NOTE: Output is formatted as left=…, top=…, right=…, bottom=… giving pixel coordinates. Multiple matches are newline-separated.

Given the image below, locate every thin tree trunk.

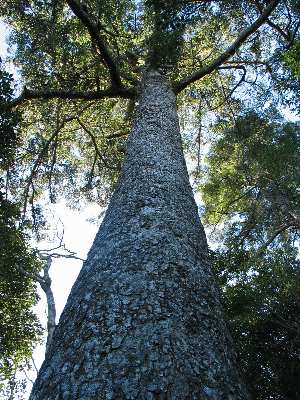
left=30, top=71, right=249, bottom=399
left=39, top=256, right=57, bottom=351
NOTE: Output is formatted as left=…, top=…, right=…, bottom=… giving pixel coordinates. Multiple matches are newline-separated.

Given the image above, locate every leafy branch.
left=66, top=0, right=122, bottom=88
left=173, top=0, right=280, bottom=93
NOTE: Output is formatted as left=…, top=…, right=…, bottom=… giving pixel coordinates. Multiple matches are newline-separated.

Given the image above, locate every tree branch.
left=9, top=86, right=136, bottom=108
left=207, top=65, right=247, bottom=111
left=77, top=117, right=119, bottom=171
left=253, top=0, right=291, bottom=42
left=39, top=256, right=56, bottom=351
left=173, top=0, right=280, bottom=93
left=22, top=103, right=92, bottom=216
left=22, top=121, right=65, bottom=217
left=266, top=18, right=290, bottom=42
left=15, top=264, right=45, bottom=286
left=289, top=19, right=300, bottom=48
left=66, top=0, right=122, bottom=87
left=261, top=223, right=300, bottom=251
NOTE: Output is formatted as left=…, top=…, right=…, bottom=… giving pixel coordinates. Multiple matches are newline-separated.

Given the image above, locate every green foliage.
left=0, top=2, right=299, bottom=398
left=214, top=245, right=300, bottom=399
left=0, top=65, right=42, bottom=390
left=144, top=0, right=206, bottom=71
left=278, top=38, right=300, bottom=113
left=1, top=0, right=296, bottom=215
left=0, top=63, right=20, bottom=169
left=283, top=39, right=300, bottom=78
left=202, top=111, right=299, bottom=250
left=203, top=111, right=300, bottom=398
left=0, top=193, right=42, bottom=385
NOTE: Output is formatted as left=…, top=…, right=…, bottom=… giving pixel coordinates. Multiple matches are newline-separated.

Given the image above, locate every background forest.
left=0, top=0, right=299, bottom=399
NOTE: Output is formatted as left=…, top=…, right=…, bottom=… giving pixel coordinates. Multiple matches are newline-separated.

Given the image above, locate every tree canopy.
left=1, top=0, right=298, bottom=212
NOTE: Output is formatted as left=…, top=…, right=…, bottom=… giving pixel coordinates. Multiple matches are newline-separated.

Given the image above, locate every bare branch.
left=77, top=118, right=119, bottom=171
left=208, top=65, right=247, bottom=111
left=39, top=257, right=56, bottom=351
left=66, top=0, right=122, bottom=87
left=31, top=357, right=39, bottom=375
left=173, top=0, right=280, bottom=93
left=23, top=369, right=35, bottom=385
left=266, top=18, right=290, bottom=42
left=37, top=226, right=65, bottom=253
left=47, top=252, right=85, bottom=262
left=283, top=0, right=293, bottom=30
left=17, top=238, right=85, bottom=353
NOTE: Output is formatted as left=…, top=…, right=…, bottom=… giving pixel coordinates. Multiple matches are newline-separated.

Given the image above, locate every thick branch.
left=173, top=0, right=280, bottom=93
left=66, top=0, right=122, bottom=87
left=9, top=86, right=136, bottom=108
left=253, top=0, right=291, bottom=42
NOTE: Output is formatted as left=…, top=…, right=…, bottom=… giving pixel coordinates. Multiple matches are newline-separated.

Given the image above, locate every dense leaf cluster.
left=202, top=112, right=300, bottom=399
left=0, top=65, right=42, bottom=392
left=0, top=196, right=42, bottom=383
left=218, top=247, right=300, bottom=400
left=202, top=111, right=299, bottom=246
left=283, top=39, right=300, bottom=78
left=0, top=65, right=19, bottom=169
left=1, top=0, right=297, bottom=214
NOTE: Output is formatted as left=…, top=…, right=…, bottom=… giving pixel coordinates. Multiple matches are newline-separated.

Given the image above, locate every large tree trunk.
left=30, top=71, right=249, bottom=400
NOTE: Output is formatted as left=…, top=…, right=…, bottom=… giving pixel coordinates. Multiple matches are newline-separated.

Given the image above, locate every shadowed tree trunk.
left=30, top=71, right=249, bottom=399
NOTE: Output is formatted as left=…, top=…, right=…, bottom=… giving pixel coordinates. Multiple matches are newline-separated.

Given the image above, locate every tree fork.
left=30, top=71, right=249, bottom=399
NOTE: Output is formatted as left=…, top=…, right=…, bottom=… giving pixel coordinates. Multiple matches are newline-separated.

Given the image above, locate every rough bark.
left=30, top=71, right=249, bottom=400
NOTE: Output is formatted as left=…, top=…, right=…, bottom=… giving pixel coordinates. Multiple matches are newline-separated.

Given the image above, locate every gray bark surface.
left=30, top=71, right=248, bottom=400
